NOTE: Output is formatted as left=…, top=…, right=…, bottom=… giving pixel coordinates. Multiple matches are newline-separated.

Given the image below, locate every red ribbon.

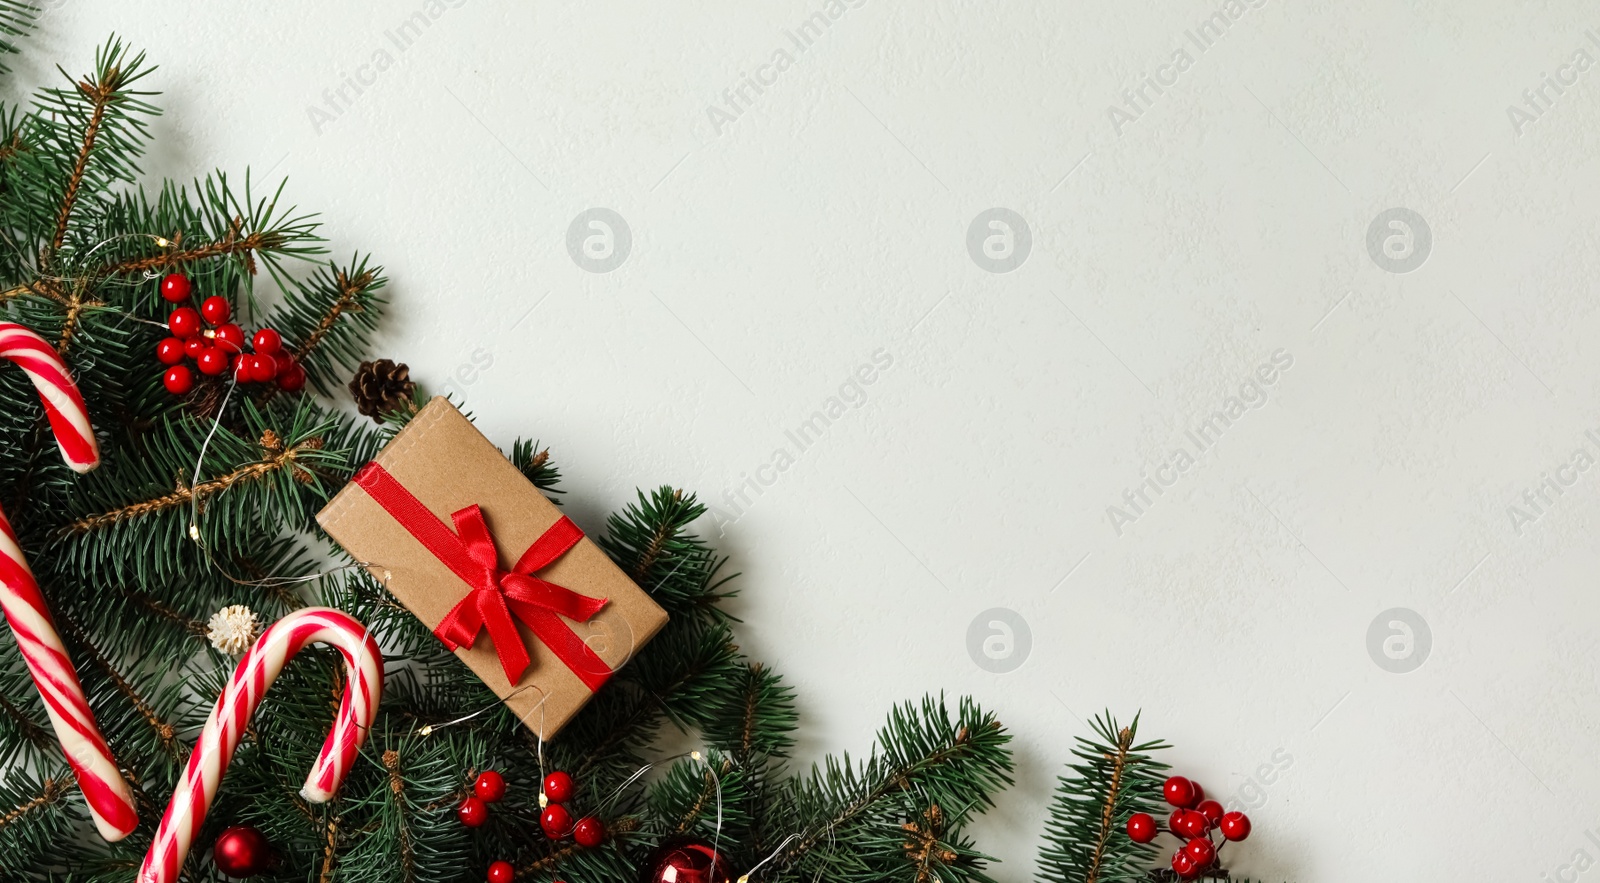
left=353, top=462, right=612, bottom=690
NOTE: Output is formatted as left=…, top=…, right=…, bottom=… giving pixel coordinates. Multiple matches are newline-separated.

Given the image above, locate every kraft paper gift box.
left=316, top=397, right=668, bottom=739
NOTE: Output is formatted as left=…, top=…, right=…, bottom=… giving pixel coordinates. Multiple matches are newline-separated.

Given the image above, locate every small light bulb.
left=690, top=751, right=702, bottom=762
left=153, top=237, right=171, bottom=247
left=539, top=791, right=549, bottom=808
left=419, top=724, right=433, bottom=737
left=188, top=524, right=200, bottom=541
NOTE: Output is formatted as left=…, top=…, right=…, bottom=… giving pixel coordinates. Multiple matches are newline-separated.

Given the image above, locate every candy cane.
left=0, top=322, right=135, bottom=841
left=139, top=608, right=383, bottom=883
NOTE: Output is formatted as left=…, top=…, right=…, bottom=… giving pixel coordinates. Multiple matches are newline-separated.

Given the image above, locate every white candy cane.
left=0, top=322, right=136, bottom=841
left=139, top=608, right=383, bottom=883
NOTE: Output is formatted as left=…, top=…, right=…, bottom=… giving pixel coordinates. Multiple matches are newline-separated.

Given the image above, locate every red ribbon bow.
left=354, top=462, right=612, bottom=689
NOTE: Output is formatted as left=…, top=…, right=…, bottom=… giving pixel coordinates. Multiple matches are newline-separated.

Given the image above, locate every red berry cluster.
left=1125, top=776, right=1251, bottom=881
left=458, top=768, right=603, bottom=883
left=155, top=272, right=304, bottom=395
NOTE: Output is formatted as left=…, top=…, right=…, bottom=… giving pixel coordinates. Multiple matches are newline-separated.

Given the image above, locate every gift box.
left=316, top=397, right=668, bottom=739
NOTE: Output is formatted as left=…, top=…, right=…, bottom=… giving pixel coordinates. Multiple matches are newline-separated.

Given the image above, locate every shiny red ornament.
left=1196, top=799, right=1224, bottom=824
left=543, top=770, right=575, bottom=804
left=163, top=365, right=194, bottom=395
left=474, top=770, right=506, bottom=804
left=200, top=295, right=231, bottom=325
left=574, top=816, right=605, bottom=847
left=458, top=796, right=489, bottom=828
left=156, top=337, right=185, bottom=365
left=212, top=824, right=276, bottom=877
left=1125, top=812, right=1156, bottom=843
left=276, top=360, right=306, bottom=392
left=168, top=307, right=201, bottom=338
left=213, top=323, right=245, bottom=353
left=1184, top=837, right=1216, bottom=869
left=160, top=273, right=192, bottom=303
left=184, top=337, right=208, bottom=360
left=1163, top=776, right=1198, bottom=808
left=252, top=327, right=283, bottom=354
left=487, top=860, right=515, bottom=883
left=638, top=837, right=735, bottom=883
left=1220, top=811, right=1251, bottom=842
left=541, top=803, right=573, bottom=838
left=197, top=347, right=229, bottom=376
left=1170, top=849, right=1199, bottom=881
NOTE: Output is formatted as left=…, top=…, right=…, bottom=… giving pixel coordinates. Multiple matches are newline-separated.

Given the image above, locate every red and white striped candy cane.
left=139, top=607, right=383, bottom=883
left=0, top=322, right=135, bottom=841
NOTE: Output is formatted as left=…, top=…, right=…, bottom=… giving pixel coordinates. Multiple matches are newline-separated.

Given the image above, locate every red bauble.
left=247, top=353, right=279, bottom=383
left=168, top=307, right=201, bottom=338
left=474, top=770, right=507, bottom=804
left=276, top=360, right=306, bottom=392
left=487, top=860, right=515, bottom=883
left=1184, top=837, right=1216, bottom=869
left=160, top=273, right=192, bottom=303
left=1196, top=799, right=1224, bottom=824
left=156, top=337, right=185, bottom=365
left=458, top=796, right=489, bottom=828
left=1170, top=849, right=1199, bottom=881
left=1220, top=811, right=1251, bottom=842
left=1125, top=812, right=1156, bottom=843
left=200, top=295, right=231, bottom=325
left=163, top=365, right=194, bottom=395
left=184, top=337, right=208, bottom=360
left=543, top=770, right=575, bottom=804
left=252, top=327, right=283, bottom=354
left=197, top=347, right=229, bottom=376
left=212, top=824, right=275, bottom=877
left=638, top=837, right=735, bottom=883
left=213, top=323, right=245, bottom=353
left=574, top=816, right=606, bottom=848
left=541, top=803, right=573, bottom=838
left=1163, top=776, right=1198, bottom=809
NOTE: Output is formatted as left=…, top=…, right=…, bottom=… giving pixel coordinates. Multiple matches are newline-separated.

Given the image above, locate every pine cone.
left=350, top=359, right=416, bottom=420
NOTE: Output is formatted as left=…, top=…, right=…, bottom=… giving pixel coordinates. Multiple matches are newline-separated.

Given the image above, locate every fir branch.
left=0, top=692, right=48, bottom=749
left=0, top=777, right=65, bottom=830
left=60, top=428, right=323, bottom=534
left=294, top=265, right=374, bottom=362
left=57, top=612, right=177, bottom=755
left=382, top=749, right=418, bottom=882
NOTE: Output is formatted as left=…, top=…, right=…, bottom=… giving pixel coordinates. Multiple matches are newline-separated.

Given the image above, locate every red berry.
left=1191, top=782, right=1204, bottom=803
left=248, top=353, right=278, bottom=383
left=200, top=295, right=231, bottom=325
left=168, top=307, right=201, bottom=338
left=197, top=347, right=229, bottom=376
left=1196, top=799, right=1224, bottom=825
left=156, top=337, right=185, bottom=365
left=160, top=273, right=191, bottom=303
left=252, top=327, right=283, bottom=354
left=1169, top=809, right=1206, bottom=839
left=540, top=803, right=573, bottom=838
left=163, top=365, right=194, bottom=395
left=1163, top=776, right=1198, bottom=809
left=573, top=816, right=605, bottom=848
left=542, top=771, right=575, bottom=804
left=184, top=337, right=207, bottom=360
left=1184, top=837, right=1216, bottom=869
left=1220, top=811, right=1251, bottom=842
left=1125, top=812, right=1156, bottom=844
left=457, top=796, right=488, bottom=828
left=474, top=770, right=506, bottom=804
left=213, top=323, right=245, bottom=353
left=276, top=360, right=306, bottom=392
left=487, top=861, right=514, bottom=883
left=1171, top=849, right=1199, bottom=881
left=232, top=354, right=249, bottom=380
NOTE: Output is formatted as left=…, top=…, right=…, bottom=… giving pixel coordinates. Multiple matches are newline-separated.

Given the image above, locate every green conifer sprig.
left=1037, top=712, right=1170, bottom=883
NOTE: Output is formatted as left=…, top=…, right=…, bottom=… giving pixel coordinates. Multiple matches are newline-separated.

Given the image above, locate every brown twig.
left=98, top=226, right=276, bottom=278
left=383, top=749, right=417, bottom=882
left=57, top=613, right=177, bottom=755
left=630, top=488, right=682, bottom=581
left=1084, top=726, right=1136, bottom=883
left=44, top=70, right=119, bottom=268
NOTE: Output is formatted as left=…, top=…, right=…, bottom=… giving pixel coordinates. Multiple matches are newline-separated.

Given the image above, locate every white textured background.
left=25, top=1, right=1600, bottom=880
